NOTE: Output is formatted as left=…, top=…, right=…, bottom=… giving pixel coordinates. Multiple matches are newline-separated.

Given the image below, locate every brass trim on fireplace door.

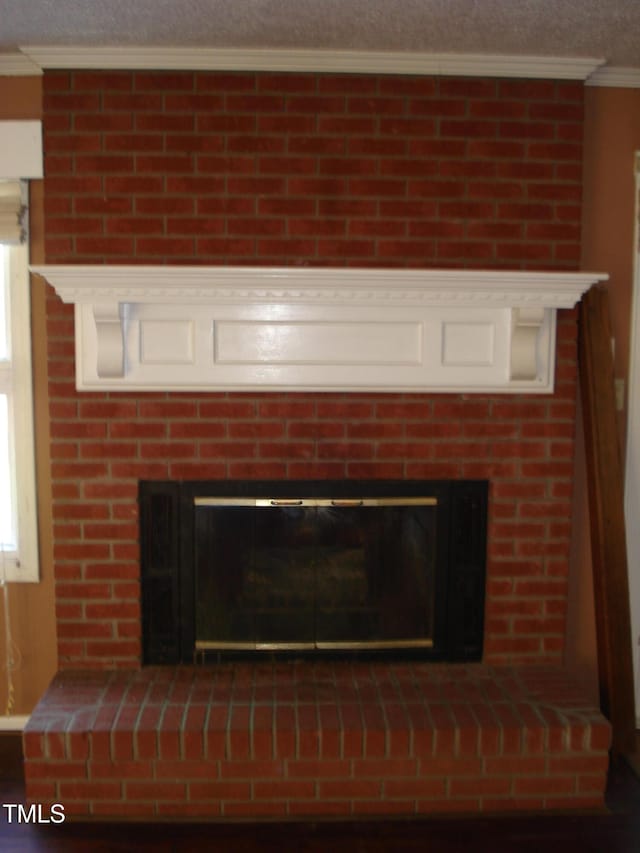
left=315, top=639, right=434, bottom=650
left=194, top=641, right=316, bottom=652
left=194, top=496, right=439, bottom=507
left=194, top=639, right=434, bottom=653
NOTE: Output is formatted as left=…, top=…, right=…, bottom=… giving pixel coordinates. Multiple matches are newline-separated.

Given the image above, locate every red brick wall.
left=42, top=70, right=584, bottom=669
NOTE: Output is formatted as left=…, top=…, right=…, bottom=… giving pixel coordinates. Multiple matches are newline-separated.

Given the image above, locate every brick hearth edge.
left=23, top=662, right=611, bottom=820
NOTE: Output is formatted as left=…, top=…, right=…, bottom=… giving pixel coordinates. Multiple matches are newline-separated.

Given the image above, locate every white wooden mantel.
left=31, top=265, right=608, bottom=394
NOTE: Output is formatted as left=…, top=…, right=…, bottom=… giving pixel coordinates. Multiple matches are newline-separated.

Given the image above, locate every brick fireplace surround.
left=24, top=69, right=612, bottom=819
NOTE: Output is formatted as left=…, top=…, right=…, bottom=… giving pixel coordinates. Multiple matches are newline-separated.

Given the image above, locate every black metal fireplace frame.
left=139, top=479, right=488, bottom=665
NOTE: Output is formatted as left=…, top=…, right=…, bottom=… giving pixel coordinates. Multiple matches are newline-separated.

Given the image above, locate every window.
left=0, top=202, right=38, bottom=582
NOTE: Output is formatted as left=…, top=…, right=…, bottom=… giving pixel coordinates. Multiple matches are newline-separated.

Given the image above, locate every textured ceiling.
left=0, top=0, right=639, bottom=68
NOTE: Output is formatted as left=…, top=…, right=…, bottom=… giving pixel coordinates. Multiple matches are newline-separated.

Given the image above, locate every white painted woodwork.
left=0, top=122, right=43, bottom=180
left=510, top=307, right=547, bottom=381
left=93, top=303, right=126, bottom=378
left=586, top=67, right=640, bottom=88
left=0, top=54, right=42, bottom=76
left=4, top=245, right=39, bottom=582
left=31, top=265, right=607, bottom=394
left=19, top=46, right=605, bottom=81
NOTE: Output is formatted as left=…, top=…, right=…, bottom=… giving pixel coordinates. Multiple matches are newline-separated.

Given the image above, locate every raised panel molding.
left=140, top=320, right=195, bottom=365
left=32, top=265, right=607, bottom=394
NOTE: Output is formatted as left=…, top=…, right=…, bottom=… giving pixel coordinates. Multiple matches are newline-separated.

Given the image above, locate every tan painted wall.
left=0, top=76, right=57, bottom=716
left=582, top=86, right=640, bottom=447
left=565, top=86, right=640, bottom=702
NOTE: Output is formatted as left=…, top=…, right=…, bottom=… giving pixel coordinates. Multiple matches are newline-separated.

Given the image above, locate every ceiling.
left=0, top=0, right=639, bottom=70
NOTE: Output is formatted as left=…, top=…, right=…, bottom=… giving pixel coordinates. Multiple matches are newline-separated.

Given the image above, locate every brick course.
left=42, top=70, right=584, bottom=670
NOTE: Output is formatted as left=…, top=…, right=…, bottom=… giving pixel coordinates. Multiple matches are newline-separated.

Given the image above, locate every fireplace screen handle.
left=268, top=499, right=364, bottom=506
left=267, top=498, right=365, bottom=507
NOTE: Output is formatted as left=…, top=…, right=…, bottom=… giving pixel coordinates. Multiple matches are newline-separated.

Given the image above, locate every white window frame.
left=0, top=237, right=38, bottom=582
left=0, top=120, right=42, bottom=583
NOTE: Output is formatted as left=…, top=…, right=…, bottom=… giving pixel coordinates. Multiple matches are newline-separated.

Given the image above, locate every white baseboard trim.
left=0, top=715, right=29, bottom=732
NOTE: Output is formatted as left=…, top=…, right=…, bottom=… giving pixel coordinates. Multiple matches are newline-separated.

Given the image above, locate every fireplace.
left=23, top=70, right=614, bottom=821
left=35, top=70, right=604, bottom=673
left=140, top=479, right=488, bottom=664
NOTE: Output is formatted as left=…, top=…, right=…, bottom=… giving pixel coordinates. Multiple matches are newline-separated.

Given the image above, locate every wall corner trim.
left=0, top=53, right=42, bottom=77
left=586, top=66, right=640, bottom=89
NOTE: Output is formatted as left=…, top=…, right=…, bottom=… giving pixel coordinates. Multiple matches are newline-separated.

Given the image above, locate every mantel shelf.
left=31, top=265, right=608, bottom=394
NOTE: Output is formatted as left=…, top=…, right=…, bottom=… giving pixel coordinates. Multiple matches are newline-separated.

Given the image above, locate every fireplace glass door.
left=193, top=497, right=437, bottom=652
left=139, top=478, right=488, bottom=664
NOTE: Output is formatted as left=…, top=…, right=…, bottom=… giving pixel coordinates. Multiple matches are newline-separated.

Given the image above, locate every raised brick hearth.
left=24, top=663, right=610, bottom=819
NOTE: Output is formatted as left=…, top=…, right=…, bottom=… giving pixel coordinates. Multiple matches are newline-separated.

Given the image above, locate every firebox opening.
left=140, top=480, right=488, bottom=665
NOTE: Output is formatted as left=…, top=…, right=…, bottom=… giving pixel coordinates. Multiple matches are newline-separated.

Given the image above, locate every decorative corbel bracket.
left=92, top=302, right=127, bottom=378
left=510, top=307, right=547, bottom=382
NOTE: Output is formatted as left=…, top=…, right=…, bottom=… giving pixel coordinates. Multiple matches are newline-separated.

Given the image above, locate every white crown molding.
left=19, top=45, right=606, bottom=80
left=586, top=66, right=640, bottom=88
left=31, top=265, right=606, bottom=309
left=0, top=52, right=42, bottom=76
left=31, top=265, right=607, bottom=395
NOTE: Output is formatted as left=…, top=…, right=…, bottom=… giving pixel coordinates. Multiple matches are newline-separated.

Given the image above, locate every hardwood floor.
left=2, top=734, right=640, bottom=852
